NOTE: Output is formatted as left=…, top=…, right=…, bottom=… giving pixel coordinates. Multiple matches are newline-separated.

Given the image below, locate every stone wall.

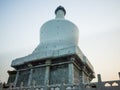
left=32, top=67, right=45, bottom=85
left=50, top=64, right=68, bottom=84
left=7, top=57, right=95, bottom=87
left=1, top=73, right=120, bottom=90
left=16, top=70, right=30, bottom=87
left=7, top=73, right=16, bottom=84
left=74, top=65, right=80, bottom=84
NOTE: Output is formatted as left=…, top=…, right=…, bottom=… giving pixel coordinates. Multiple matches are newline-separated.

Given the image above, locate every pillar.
left=97, top=74, right=103, bottom=90
left=68, top=63, right=74, bottom=84
left=97, top=74, right=102, bottom=82
left=118, top=72, right=120, bottom=79
left=82, top=71, right=85, bottom=83
left=28, top=69, right=33, bottom=86
left=81, top=66, right=86, bottom=83
left=44, top=60, right=51, bottom=85
left=14, top=71, right=19, bottom=87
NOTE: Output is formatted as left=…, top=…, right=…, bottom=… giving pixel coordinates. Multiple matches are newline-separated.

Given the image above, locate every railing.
left=1, top=83, right=81, bottom=90
left=82, top=80, right=120, bottom=90
left=1, top=80, right=120, bottom=90
left=1, top=78, right=120, bottom=90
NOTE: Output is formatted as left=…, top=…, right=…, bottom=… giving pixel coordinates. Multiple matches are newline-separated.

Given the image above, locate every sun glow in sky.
left=0, top=0, right=120, bottom=82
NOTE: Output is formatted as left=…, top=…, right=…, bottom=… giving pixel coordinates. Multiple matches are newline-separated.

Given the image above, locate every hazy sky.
left=0, top=0, right=120, bottom=82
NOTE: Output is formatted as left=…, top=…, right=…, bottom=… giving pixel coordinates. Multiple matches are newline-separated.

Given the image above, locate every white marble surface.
left=11, top=6, right=94, bottom=72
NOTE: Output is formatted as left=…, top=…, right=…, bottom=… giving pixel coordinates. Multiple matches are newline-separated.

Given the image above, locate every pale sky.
left=0, top=0, right=120, bottom=82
